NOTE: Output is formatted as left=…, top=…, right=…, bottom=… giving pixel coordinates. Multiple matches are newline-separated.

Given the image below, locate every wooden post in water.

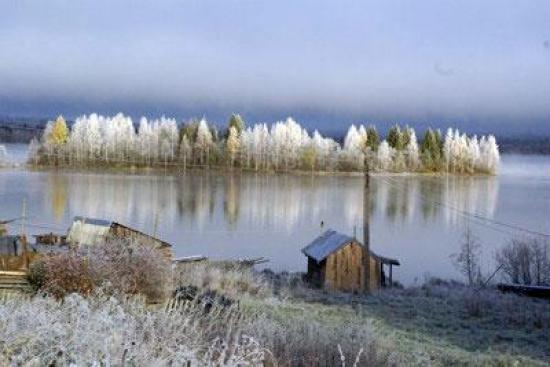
left=363, top=153, right=371, bottom=293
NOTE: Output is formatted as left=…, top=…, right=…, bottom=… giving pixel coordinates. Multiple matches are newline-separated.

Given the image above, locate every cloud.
left=434, top=63, right=455, bottom=77
left=0, top=0, right=549, bottom=128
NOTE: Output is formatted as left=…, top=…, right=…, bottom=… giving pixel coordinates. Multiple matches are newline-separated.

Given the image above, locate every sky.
left=1, top=0, right=549, bottom=135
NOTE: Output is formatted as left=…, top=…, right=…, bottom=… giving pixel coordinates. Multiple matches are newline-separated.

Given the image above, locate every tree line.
left=29, top=113, right=500, bottom=174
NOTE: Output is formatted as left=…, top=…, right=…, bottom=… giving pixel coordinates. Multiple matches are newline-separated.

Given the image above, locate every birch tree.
left=226, top=126, right=240, bottom=167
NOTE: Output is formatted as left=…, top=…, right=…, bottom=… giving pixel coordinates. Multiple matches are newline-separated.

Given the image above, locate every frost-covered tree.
left=300, top=145, right=317, bottom=172
left=270, top=118, right=306, bottom=170
left=442, top=128, right=498, bottom=174
left=311, top=130, right=338, bottom=170
left=0, top=144, right=8, bottom=166
left=31, top=112, right=499, bottom=174
left=226, top=126, right=240, bottom=167
left=27, top=138, right=41, bottom=165
left=341, top=124, right=368, bottom=170
left=195, top=119, right=213, bottom=165
left=227, top=113, right=245, bottom=136
left=377, top=140, right=393, bottom=171
left=421, top=128, right=443, bottom=171
left=47, top=115, right=69, bottom=146
left=479, top=135, right=500, bottom=174
left=406, top=129, right=420, bottom=171
left=387, top=125, right=408, bottom=151
left=178, top=134, right=192, bottom=168
left=365, top=126, right=379, bottom=152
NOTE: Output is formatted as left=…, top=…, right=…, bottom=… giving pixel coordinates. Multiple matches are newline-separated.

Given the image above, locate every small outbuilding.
left=302, top=230, right=399, bottom=293
left=0, top=235, right=32, bottom=272
left=67, top=216, right=172, bottom=259
left=33, top=233, right=67, bottom=246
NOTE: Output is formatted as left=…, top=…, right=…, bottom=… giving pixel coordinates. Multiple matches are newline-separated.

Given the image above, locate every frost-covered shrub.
left=83, top=237, right=172, bottom=300
left=36, top=238, right=171, bottom=300
left=173, top=261, right=270, bottom=299
left=0, top=292, right=265, bottom=366
left=27, top=258, right=47, bottom=291
left=39, top=252, right=95, bottom=298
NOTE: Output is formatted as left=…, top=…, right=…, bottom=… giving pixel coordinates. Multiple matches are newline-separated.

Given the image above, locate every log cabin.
left=302, top=229, right=399, bottom=293
left=66, top=216, right=173, bottom=259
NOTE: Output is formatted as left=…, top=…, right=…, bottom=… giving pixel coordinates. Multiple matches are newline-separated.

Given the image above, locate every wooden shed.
left=302, top=230, right=399, bottom=293
left=0, top=235, right=32, bottom=272
left=67, top=216, right=172, bottom=259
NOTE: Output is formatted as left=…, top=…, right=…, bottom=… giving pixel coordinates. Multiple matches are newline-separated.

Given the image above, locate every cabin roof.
left=302, top=229, right=401, bottom=266
left=68, top=216, right=171, bottom=248
left=73, top=216, right=113, bottom=227
left=370, top=252, right=400, bottom=266
left=301, top=230, right=355, bottom=262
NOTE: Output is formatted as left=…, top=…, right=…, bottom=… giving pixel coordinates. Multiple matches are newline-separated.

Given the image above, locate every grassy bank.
left=1, top=257, right=549, bottom=366
left=175, top=263, right=550, bottom=366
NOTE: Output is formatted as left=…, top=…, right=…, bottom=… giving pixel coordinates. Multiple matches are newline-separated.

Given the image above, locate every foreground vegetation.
left=28, top=113, right=499, bottom=174
left=1, top=239, right=548, bottom=365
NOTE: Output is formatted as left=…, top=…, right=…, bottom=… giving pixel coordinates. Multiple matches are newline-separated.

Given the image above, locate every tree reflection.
left=47, top=175, right=68, bottom=221
left=45, top=171, right=499, bottom=234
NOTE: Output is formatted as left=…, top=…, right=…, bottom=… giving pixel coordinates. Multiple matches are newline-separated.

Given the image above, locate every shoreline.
left=4, top=162, right=497, bottom=178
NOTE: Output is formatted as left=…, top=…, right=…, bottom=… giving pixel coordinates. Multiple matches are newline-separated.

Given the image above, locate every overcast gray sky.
left=1, top=0, right=549, bottom=133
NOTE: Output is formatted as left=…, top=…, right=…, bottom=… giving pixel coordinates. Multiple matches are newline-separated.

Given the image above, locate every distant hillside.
left=0, top=116, right=49, bottom=143
left=498, top=136, right=550, bottom=155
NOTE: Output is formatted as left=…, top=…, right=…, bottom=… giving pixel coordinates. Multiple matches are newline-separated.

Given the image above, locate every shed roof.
left=302, top=229, right=401, bottom=266
left=73, top=216, right=112, bottom=227
left=301, top=230, right=355, bottom=262
left=67, top=216, right=172, bottom=248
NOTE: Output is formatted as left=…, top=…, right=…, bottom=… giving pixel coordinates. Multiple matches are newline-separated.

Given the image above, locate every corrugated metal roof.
left=73, top=216, right=113, bottom=227
left=301, top=230, right=355, bottom=262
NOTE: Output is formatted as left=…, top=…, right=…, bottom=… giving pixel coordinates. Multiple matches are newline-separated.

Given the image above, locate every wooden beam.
left=363, top=156, right=371, bottom=292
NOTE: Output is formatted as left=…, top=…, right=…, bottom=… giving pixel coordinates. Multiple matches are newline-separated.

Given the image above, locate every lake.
left=1, top=143, right=549, bottom=285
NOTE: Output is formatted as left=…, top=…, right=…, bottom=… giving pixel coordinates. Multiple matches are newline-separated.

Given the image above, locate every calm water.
left=1, top=143, right=549, bottom=285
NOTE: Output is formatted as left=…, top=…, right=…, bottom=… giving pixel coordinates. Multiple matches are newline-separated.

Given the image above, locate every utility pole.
left=363, top=152, right=371, bottom=293
left=20, top=198, right=26, bottom=238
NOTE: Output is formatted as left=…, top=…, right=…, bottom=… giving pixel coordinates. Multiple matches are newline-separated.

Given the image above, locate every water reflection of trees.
left=371, top=176, right=498, bottom=225
left=47, top=175, right=68, bottom=221
left=46, top=172, right=499, bottom=233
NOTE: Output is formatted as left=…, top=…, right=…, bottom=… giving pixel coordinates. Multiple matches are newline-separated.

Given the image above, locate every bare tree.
left=496, top=237, right=549, bottom=285
left=452, top=225, right=482, bottom=286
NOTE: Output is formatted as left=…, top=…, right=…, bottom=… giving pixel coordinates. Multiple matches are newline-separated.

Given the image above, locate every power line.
left=379, top=175, right=550, bottom=238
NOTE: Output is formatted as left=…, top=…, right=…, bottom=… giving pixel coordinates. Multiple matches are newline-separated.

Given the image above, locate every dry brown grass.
left=29, top=238, right=171, bottom=301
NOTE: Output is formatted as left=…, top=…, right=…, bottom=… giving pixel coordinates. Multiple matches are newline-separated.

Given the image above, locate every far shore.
left=3, top=162, right=498, bottom=178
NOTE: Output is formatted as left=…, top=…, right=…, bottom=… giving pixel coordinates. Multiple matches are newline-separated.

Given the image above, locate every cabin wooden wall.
left=110, top=224, right=172, bottom=259
left=324, top=241, right=365, bottom=293
left=368, top=255, right=381, bottom=292
left=312, top=241, right=382, bottom=293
